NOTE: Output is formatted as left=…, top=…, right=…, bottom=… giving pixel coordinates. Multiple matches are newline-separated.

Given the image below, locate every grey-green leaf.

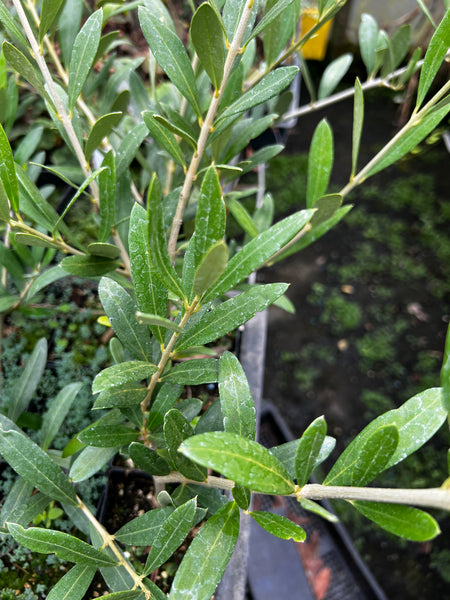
left=324, top=388, right=447, bottom=486
left=249, top=511, right=306, bottom=542
left=93, top=383, right=147, bottom=410
left=359, top=13, right=378, bottom=77
left=85, top=112, right=122, bottom=161
left=68, top=9, right=103, bottom=109
left=8, top=337, right=47, bottom=422
left=191, top=3, right=225, bottom=90
left=295, top=415, right=327, bottom=486
left=202, top=209, right=314, bottom=303
left=164, top=409, right=208, bottom=481
left=351, top=502, right=440, bottom=541
left=193, top=241, right=229, bottom=297
left=129, top=442, right=171, bottom=476
left=350, top=425, right=399, bottom=487
left=7, top=523, right=118, bottom=566
left=170, top=502, right=240, bottom=600
left=144, top=498, right=196, bottom=573
left=161, top=358, right=219, bottom=385
left=318, top=53, right=353, bottom=100
left=142, top=111, right=186, bottom=168
left=115, top=506, right=173, bottom=546
left=139, top=6, right=201, bottom=116
left=46, top=564, right=97, bottom=600
left=129, top=203, right=167, bottom=344
left=306, top=119, right=333, bottom=208
left=40, top=382, right=83, bottom=451
left=416, top=10, right=450, bottom=108
left=219, top=351, right=256, bottom=440
left=78, top=424, right=139, bottom=448
left=2, top=42, right=45, bottom=96
left=69, top=446, right=117, bottom=482
left=0, top=122, right=19, bottom=213
left=217, top=66, right=299, bottom=122
left=0, top=427, right=78, bottom=505
left=99, top=277, right=155, bottom=362
left=92, top=361, right=157, bottom=394
left=60, top=255, right=120, bottom=277
left=39, top=0, right=65, bottom=43
left=180, top=431, right=296, bottom=494
left=351, top=77, right=364, bottom=178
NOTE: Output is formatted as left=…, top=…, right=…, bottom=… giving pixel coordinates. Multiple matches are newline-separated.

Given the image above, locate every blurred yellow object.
left=300, top=7, right=333, bottom=60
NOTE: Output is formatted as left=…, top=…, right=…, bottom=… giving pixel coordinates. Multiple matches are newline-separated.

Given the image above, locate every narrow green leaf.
left=217, top=66, right=299, bottom=122
left=40, top=383, right=82, bottom=451
left=164, top=409, right=208, bottom=481
left=232, top=484, right=251, bottom=509
left=222, top=0, right=258, bottom=41
left=359, top=13, right=379, bottom=77
left=136, top=311, right=182, bottom=332
left=93, top=383, right=147, bottom=410
left=219, top=351, right=255, bottom=440
left=26, top=265, right=66, bottom=301
left=226, top=196, right=259, bottom=238
left=170, top=502, right=240, bottom=600
left=68, top=10, right=103, bottom=109
left=46, top=564, right=97, bottom=600
left=129, top=442, right=171, bottom=476
left=61, top=255, right=119, bottom=277
left=415, top=0, right=436, bottom=27
left=387, top=24, right=411, bottom=72
left=147, top=174, right=187, bottom=302
left=366, top=99, right=450, bottom=178
left=147, top=382, right=183, bottom=430
left=295, top=416, right=327, bottom=486
left=202, top=209, right=315, bottom=303
left=270, top=435, right=336, bottom=479
left=153, top=113, right=197, bottom=149
left=7, top=523, right=118, bottom=566
left=324, top=388, right=447, bottom=485
left=78, top=424, right=139, bottom=447
left=306, top=119, right=334, bottom=208
left=116, top=122, right=149, bottom=178
left=350, top=425, right=399, bottom=487
left=193, top=240, right=229, bottom=297
left=14, top=125, right=45, bottom=165
left=139, top=6, right=201, bottom=116
left=0, top=122, right=19, bottom=213
left=14, top=232, right=59, bottom=249
left=2, top=42, right=44, bottom=95
left=58, top=0, right=83, bottom=67
left=246, top=0, right=296, bottom=44
left=0, top=178, right=10, bottom=222
left=309, top=193, right=342, bottom=227
left=191, top=166, right=226, bottom=266
left=249, top=511, right=306, bottom=542
left=221, top=114, right=275, bottom=164
left=351, top=502, right=440, bottom=541
left=416, top=10, right=450, bottom=108
left=142, top=112, right=186, bottom=168
left=300, top=498, right=338, bottom=522
left=39, top=0, right=64, bottom=43
left=318, top=53, right=353, bottom=100
left=191, top=3, right=225, bottom=90
left=99, top=277, right=155, bottom=361
left=0, top=427, right=78, bottom=505
left=237, top=144, right=284, bottom=174
left=180, top=431, right=296, bottom=494
left=85, top=112, right=122, bottom=161
left=0, top=6, right=28, bottom=46
left=0, top=294, right=19, bottom=312
left=69, top=446, right=117, bottom=482
left=144, top=499, right=196, bottom=573
left=92, top=361, right=157, bottom=394
left=161, top=358, right=219, bottom=385
left=351, top=77, right=364, bottom=179
left=440, top=323, right=450, bottom=411
left=87, top=242, right=120, bottom=259
left=8, top=338, right=47, bottom=422
left=0, top=478, right=34, bottom=528
left=115, top=506, right=173, bottom=546
left=129, top=203, right=167, bottom=344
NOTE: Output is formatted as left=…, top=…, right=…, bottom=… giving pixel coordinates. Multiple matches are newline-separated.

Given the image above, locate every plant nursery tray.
left=247, top=401, right=388, bottom=600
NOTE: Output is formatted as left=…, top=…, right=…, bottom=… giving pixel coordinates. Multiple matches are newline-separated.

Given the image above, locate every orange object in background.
left=300, top=7, right=333, bottom=60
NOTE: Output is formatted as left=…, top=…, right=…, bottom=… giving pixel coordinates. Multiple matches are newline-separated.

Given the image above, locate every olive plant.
left=0, top=0, right=449, bottom=598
